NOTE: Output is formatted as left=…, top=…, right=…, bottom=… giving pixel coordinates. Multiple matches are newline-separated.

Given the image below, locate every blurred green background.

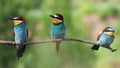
left=0, top=0, right=120, bottom=68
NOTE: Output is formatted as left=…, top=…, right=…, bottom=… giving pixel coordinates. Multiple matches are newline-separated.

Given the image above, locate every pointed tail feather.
left=16, top=50, right=23, bottom=60
left=56, top=41, right=61, bottom=53
left=22, top=45, right=26, bottom=53
left=16, top=45, right=26, bottom=60
left=91, top=44, right=100, bottom=50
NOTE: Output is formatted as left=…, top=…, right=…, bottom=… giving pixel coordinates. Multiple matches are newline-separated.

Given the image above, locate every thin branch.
left=0, top=38, right=97, bottom=46
left=0, top=38, right=117, bottom=52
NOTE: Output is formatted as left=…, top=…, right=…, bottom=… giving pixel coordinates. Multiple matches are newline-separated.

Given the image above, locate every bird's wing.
left=27, top=28, right=28, bottom=37
left=14, top=31, right=15, bottom=41
left=97, top=31, right=104, bottom=41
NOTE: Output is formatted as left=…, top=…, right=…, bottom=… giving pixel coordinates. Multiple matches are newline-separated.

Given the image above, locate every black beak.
left=8, top=17, right=21, bottom=20
left=49, top=15, right=55, bottom=18
left=8, top=18, right=14, bottom=20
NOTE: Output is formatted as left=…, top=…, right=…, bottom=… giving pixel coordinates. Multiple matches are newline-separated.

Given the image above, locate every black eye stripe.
left=14, top=19, right=22, bottom=20
left=56, top=17, right=60, bottom=19
left=105, top=30, right=115, bottom=32
left=54, top=17, right=60, bottom=19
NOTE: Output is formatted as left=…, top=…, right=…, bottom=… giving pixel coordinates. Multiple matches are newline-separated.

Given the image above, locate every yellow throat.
left=13, top=20, right=22, bottom=26
left=105, top=32, right=114, bottom=36
left=53, top=18, right=61, bottom=24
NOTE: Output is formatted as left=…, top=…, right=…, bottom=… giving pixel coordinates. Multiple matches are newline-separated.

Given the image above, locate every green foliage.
left=101, top=5, right=119, bottom=19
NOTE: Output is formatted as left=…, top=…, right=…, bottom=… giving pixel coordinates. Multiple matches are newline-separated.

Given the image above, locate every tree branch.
left=0, top=38, right=117, bottom=52
left=0, top=38, right=97, bottom=46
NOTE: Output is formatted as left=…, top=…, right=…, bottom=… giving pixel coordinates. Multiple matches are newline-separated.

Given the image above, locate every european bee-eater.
left=9, top=16, right=28, bottom=59
left=49, top=14, right=66, bottom=53
left=91, top=27, right=116, bottom=52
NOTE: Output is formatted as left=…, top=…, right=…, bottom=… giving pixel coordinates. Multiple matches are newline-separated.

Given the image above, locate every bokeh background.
left=0, top=0, right=120, bottom=68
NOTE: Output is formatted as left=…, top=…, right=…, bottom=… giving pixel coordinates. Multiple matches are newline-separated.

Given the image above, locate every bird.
left=9, top=16, right=28, bottom=59
left=49, top=14, right=66, bottom=53
left=91, top=27, right=116, bottom=52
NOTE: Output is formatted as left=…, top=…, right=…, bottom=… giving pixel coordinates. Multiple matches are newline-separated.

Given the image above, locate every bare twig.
left=0, top=38, right=117, bottom=52
left=0, top=38, right=97, bottom=46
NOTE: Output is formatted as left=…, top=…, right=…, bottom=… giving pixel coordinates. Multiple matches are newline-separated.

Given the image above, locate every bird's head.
left=103, top=27, right=115, bottom=36
left=9, top=16, right=25, bottom=26
left=49, top=13, right=64, bottom=24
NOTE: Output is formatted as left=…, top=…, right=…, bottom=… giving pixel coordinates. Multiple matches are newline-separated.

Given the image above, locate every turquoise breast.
left=97, top=33, right=114, bottom=47
left=14, top=23, right=28, bottom=44
left=50, top=23, right=66, bottom=39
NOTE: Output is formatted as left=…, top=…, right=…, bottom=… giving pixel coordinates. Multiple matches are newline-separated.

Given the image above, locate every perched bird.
left=9, top=16, right=28, bottom=59
left=49, top=14, right=66, bottom=53
left=91, top=27, right=116, bottom=52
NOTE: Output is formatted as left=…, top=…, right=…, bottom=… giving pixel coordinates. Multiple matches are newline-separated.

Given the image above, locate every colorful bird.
left=49, top=14, right=66, bottom=53
left=91, top=27, right=116, bottom=52
left=9, top=16, right=28, bottom=59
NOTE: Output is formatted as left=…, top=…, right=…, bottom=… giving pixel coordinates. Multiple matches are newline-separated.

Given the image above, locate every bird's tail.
left=91, top=44, right=100, bottom=50
left=56, top=41, right=61, bottom=53
left=16, top=45, right=26, bottom=60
